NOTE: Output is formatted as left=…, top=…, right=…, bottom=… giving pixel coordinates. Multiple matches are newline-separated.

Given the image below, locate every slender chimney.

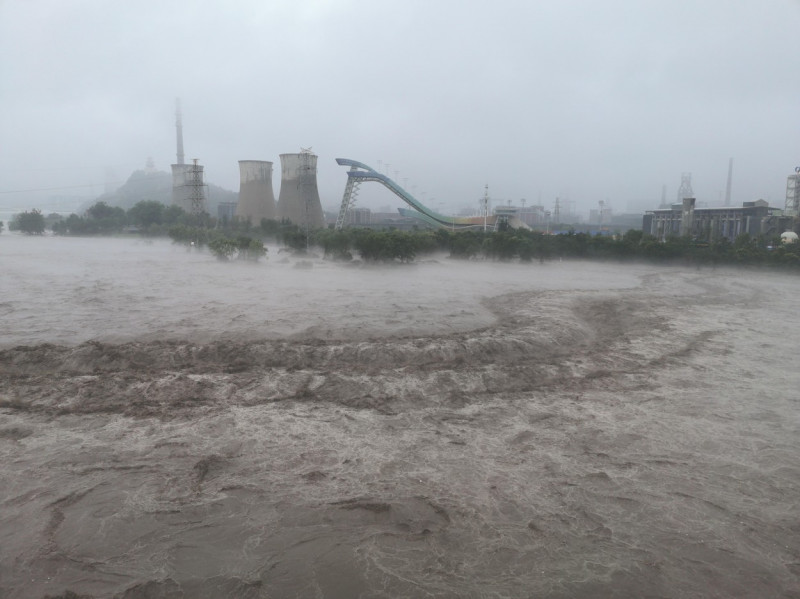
left=175, top=98, right=185, bottom=166
left=724, top=157, right=733, bottom=207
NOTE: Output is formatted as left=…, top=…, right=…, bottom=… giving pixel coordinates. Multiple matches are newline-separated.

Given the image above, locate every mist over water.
left=1, top=236, right=798, bottom=598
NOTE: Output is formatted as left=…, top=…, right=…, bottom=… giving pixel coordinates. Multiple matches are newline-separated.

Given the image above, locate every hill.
left=84, top=168, right=237, bottom=215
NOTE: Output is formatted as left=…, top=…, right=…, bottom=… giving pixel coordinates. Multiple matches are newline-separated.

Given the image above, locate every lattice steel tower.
left=677, top=172, right=694, bottom=202
left=186, top=158, right=208, bottom=215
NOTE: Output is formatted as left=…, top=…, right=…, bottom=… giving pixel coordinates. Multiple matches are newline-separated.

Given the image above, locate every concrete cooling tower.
left=277, top=150, right=325, bottom=228
left=170, top=164, right=191, bottom=210
left=236, top=160, right=277, bottom=222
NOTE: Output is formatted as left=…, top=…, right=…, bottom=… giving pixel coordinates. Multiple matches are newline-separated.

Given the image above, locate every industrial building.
left=643, top=198, right=791, bottom=242
left=236, top=160, right=277, bottom=222
left=785, top=169, right=800, bottom=217
left=217, top=201, right=237, bottom=222
left=277, top=150, right=325, bottom=228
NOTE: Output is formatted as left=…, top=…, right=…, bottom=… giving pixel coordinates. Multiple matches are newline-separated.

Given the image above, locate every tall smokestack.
left=171, top=98, right=197, bottom=212
left=277, top=149, right=324, bottom=228
left=236, top=160, right=277, bottom=222
left=724, top=157, right=733, bottom=207
left=175, top=98, right=185, bottom=166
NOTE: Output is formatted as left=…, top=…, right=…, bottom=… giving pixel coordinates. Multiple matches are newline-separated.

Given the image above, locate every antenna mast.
left=677, top=172, right=693, bottom=202
left=482, top=184, right=490, bottom=232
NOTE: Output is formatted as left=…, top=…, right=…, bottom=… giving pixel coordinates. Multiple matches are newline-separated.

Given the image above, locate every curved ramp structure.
left=335, top=158, right=496, bottom=231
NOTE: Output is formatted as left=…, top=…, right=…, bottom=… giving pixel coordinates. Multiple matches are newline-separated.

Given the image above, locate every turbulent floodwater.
left=1, top=235, right=798, bottom=599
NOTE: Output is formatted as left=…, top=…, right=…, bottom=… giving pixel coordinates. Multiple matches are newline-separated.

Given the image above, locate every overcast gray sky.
left=2, top=0, right=799, bottom=217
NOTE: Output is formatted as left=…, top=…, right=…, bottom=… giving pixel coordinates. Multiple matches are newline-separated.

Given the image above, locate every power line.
left=0, top=164, right=140, bottom=172
left=0, top=182, right=125, bottom=194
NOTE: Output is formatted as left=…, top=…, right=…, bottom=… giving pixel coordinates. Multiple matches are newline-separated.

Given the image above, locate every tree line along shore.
left=6, top=200, right=800, bottom=268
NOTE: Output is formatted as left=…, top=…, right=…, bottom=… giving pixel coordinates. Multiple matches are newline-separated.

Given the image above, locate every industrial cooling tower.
left=170, top=164, right=191, bottom=210
left=277, top=150, right=325, bottom=228
left=236, top=160, right=277, bottom=222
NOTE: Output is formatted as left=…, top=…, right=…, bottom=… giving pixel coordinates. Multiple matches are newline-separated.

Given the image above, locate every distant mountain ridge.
left=84, top=169, right=237, bottom=214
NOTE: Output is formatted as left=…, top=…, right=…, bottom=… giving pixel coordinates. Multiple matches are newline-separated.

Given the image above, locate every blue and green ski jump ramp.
left=334, top=158, right=498, bottom=231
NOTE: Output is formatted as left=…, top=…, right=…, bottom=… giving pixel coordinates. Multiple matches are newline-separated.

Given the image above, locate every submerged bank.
left=1, top=237, right=798, bottom=598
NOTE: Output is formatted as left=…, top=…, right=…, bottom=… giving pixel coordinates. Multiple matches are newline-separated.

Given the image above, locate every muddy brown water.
left=1, top=235, right=798, bottom=598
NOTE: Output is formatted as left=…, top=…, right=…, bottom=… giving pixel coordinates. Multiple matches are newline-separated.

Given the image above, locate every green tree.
left=12, top=209, right=46, bottom=235
left=85, top=201, right=127, bottom=233
left=353, top=231, right=386, bottom=261
left=127, top=200, right=165, bottom=229
left=235, top=235, right=267, bottom=261
left=482, top=231, right=518, bottom=261
left=449, top=231, right=484, bottom=259
left=87, top=201, right=118, bottom=220
left=208, top=235, right=266, bottom=262
left=282, top=226, right=308, bottom=252
left=208, top=238, right=238, bottom=260
left=388, top=231, right=417, bottom=262
left=316, top=229, right=353, bottom=261
left=163, top=205, right=187, bottom=226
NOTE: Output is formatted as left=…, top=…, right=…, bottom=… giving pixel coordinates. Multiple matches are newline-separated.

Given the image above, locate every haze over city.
left=2, top=0, right=799, bottom=216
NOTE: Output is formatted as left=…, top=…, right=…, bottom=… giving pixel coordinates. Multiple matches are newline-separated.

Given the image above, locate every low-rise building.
left=643, top=198, right=792, bottom=242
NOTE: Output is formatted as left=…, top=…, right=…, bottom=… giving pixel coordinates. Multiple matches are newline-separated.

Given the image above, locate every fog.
left=1, top=236, right=798, bottom=598
left=2, top=1, right=800, bottom=216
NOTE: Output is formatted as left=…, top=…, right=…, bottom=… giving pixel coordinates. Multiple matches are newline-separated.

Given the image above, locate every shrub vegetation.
left=10, top=198, right=800, bottom=270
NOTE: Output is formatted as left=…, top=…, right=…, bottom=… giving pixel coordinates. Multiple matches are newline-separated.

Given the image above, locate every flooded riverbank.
left=1, top=236, right=798, bottom=598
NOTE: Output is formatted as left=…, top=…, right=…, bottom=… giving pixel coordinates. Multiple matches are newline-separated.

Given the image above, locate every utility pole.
left=482, top=184, right=490, bottom=232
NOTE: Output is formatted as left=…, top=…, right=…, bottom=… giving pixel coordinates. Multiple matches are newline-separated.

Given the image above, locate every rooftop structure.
left=677, top=173, right=693, bottom=203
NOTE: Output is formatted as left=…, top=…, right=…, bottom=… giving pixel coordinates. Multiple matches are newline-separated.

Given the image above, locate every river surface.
left=1, top=235, right=798, bottom=598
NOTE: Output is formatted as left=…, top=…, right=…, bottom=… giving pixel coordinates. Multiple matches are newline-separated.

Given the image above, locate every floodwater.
left=0, top=235, right=798, bottom=599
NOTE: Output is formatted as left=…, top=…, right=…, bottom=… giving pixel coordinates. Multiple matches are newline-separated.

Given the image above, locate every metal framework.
left=334, top=158, right=499, bottom=231
left=786, top=170, right=800, bottom=217
left=677, top=172, right=694, bottom=202
left=186, top=158, right=207, bottom=215
left=335, top=175, right=362, bottom=229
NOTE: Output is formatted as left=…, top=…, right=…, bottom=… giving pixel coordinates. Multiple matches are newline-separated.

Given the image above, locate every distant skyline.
left=2, top=0, right=799, bottom=218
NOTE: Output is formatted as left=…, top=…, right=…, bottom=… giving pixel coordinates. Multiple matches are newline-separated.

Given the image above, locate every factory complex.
left=642, top=169, right=800, bottom=243
left=167, top=101, right=799, bottom=239
left=169, top=99, right=324, bottom=230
